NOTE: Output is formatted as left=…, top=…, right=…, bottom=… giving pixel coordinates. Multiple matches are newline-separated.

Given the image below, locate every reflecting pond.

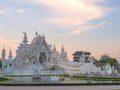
left=5, top=75, right=120, bottom=84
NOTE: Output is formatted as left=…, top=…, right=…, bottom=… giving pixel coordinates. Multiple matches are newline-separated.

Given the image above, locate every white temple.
left=1, top=32, right=114, bottom=76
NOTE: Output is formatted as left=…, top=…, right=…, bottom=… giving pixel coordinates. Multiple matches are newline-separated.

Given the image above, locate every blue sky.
left=0, top=0, right=120, bottom=60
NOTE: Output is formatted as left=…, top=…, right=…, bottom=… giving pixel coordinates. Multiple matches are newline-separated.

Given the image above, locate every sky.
left=0, top=0, right=120, bottom=61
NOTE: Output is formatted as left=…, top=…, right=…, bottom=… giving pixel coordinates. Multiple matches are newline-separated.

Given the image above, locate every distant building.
left=73, top=51, right=91, bottom=62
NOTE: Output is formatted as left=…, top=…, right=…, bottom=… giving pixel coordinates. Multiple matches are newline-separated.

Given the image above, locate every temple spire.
left=2, top=47, right=6, bottom=70
left=36, top=31, right=38, bottom=36
left=43, top=35, right=45, bottom=39
left=59, top=44, right=68, bottom=60
left=53, top=44, right=56, bottom=51
left=2, top=47, right=6, bottom=60
left=61, top=44, right=64, bottom=52
left=22, top=32, right=28, bottom=44
left=8, top=49, right=12, bottom=60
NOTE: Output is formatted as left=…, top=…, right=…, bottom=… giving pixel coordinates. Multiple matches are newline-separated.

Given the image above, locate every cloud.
left=31, top=0, right=109, bottom=35
left=17, top=8, right=29, bottom=14
left=0, top=6, right=28, bottom=15
left=0, top=6, right=7, bottom=14
left=17, top=9, right=25, bottom=13
left=98, top=21, right=112, bottom=27
left=68, top=21, right=112, bottom=36
left=68, top=26, right=93, bottom=36
left=107, top=22, right=112, bottom=26
left=0, top=0, right=110, bottom=35
left=32, top=0, right=106, bottom=24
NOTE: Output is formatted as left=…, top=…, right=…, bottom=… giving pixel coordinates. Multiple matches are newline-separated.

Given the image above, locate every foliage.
left=108, top=58, right=118, bottom=67
left=5, top=74, right=32, bottom=77
left=99, top=55, right=118, bottom=67
left=0, top=78, right=12, bottom=83
left=99, top=55, right=110, bottom=64
left=61, top=75, right=120, bottom=81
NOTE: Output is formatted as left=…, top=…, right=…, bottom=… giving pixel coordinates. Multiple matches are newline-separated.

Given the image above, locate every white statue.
left=105, top=63, right=112, bottom=75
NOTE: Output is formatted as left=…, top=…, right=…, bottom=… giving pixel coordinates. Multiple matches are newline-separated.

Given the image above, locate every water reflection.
left=6, top=76, right=120, bottom=84
left=8, top=76, right=61, bottom=83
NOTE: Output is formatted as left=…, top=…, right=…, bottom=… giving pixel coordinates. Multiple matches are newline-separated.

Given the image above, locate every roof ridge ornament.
left=22, top=32, right=28, bottom=44
left=53, top=44, right=56, bottom=51
left=36, top=31, right=38, bottom=36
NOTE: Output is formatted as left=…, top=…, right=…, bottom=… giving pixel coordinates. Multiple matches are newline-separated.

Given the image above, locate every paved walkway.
left=0, top=86, right=120, bottom=90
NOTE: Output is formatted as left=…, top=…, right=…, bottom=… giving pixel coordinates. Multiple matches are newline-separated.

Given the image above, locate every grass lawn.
left=59, top=74, right=120, bottom=81
left=0, top=78, right=13, bottom=83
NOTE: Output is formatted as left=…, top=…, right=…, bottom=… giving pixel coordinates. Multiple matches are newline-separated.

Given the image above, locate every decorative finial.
left=2, top=46, right=6, bottom=60
left=23, top=32, right=26, bottom=36
left=22, top=32, right=28, bottom=44
left=61, top=44, right=64, bottom=52
left=43, top=35, right=45, bottom=40
left=8, top=49, right=12, bottom=60
left=9, top=49, right=12, bottom=56
left=36, top=31, right=38, bottom=36
left=53, top=44, right=56, bottom=51
left=2, top=46, right=5, bottom=51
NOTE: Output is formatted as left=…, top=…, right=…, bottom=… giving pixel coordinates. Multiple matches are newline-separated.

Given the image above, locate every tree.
left=98, top=55, right=118, bottom=68
left=99, top=55, right=110, bottom=66
left=108, top=58, right=118, bottom=67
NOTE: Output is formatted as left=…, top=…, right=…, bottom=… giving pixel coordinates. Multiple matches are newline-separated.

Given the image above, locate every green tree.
left=98, top=55, right=118, bottom=68
left=108, top=58, right=118, bottom=67
left=99, top=55, right=110, bottom=64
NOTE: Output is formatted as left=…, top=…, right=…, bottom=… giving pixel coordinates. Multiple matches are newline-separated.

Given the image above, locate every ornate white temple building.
left=1, top=32, right=114, bottom=76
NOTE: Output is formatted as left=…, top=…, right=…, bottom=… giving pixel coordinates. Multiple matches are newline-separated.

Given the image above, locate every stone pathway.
left=0, top=86, right=120, bottom=90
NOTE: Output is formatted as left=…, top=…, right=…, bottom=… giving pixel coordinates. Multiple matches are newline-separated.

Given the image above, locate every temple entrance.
left=39, top=52, right=46, bottom=65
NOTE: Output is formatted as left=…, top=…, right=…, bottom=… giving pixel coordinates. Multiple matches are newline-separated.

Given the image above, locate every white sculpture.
left=2, top=32, right=68, bottom=75
left=105, top=63, right=112, bottom=75
left=59, top=45, right=68, bottom=61
left=1, top=32, right=117, bottom=77
left=50, top=75, right=59, bottom=82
